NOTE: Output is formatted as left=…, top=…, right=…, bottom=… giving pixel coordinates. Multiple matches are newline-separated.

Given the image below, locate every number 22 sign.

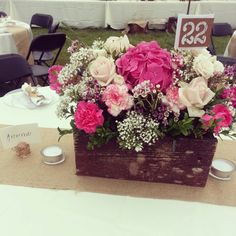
left=174, top=14, right=214, bottom=49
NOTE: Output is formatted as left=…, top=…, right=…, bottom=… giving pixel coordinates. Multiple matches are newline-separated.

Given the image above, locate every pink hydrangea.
left=221, top=87, right=236, bottom=108
left=48, top=65, right=63, bottom=94
left=116, top=41, right=172, bottom=91
left=201, top=104, right=233, bottom=135
left=74, top=101, right=104, bottom=134
left=102, top=84, right=133, bottom=116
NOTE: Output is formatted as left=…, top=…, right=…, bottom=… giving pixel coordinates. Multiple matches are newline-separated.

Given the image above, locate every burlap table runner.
left=0, top=126, right=236, bottom=207
left=6, top=25, right=33, bottom=64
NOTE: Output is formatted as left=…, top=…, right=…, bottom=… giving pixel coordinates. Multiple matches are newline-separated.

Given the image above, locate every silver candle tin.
left=41, top=145, right=65, bottom=165
left=210, top=159, right=236, bottom=180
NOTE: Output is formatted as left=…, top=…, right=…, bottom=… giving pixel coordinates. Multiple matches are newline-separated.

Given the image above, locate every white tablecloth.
left=0, top=87, right=69, bottom=128
left=0, top=86, right=236, bottom=235
left=0, top=20, right=32, bottom=56
left=0, top=0, right=107, bottom=28
left=195, top=1, right=236, bottom=28
left=0, top=184, right=235, bottom=236
left=224, top=31, right=236, bottom=57
left=105, top=1, right=198, bottom=29
left=1, top=1, right=236, bottom=29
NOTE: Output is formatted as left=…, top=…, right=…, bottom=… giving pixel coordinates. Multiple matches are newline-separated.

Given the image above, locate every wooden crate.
left=74, top=131, right=217, bottom=187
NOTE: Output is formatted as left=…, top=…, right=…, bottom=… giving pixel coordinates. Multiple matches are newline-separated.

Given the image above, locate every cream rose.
left=193, top=54, right=214, bottom=79
left=104, top=35, right=130, bottom=57
left=179, top=77, right=215, bottom=117
left=89, top=56, right=116, bottom=86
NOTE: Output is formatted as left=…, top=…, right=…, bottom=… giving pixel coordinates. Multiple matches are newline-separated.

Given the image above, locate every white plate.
left=3, top=87, right=58, bottom=109
left=43, top=153, right=66, bottom=165
left=209, top=171, right=231, bottom=181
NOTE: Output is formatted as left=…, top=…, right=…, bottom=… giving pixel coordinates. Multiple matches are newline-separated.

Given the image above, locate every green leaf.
left=57, top=127, right=73, bottom=142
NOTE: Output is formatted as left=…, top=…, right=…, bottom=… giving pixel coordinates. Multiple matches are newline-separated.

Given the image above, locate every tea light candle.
left=211, top=159, right=236, bottom=179
left=43, top=146, right=62, bottom=156
left=41, top=145, right=64, bottom=164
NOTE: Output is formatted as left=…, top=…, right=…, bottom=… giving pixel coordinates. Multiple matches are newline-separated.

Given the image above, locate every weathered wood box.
left=74, top=131, right=217, bottom=187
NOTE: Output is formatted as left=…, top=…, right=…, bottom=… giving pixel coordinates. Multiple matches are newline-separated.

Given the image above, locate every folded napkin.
left=21, top=83, right=50, bottom=107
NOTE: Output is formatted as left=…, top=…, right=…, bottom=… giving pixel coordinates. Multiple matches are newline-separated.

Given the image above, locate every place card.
left=174, top=14, right=214, bottom=49
left=0, top=123, right=41, bottom=149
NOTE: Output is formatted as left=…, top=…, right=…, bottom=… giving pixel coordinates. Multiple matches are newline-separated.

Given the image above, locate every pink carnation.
left=162, top=86, right=185, bottom=113
left=212, top=104, right=233, bottom=135
left=102, top=84, right=133, bottom=116
left=116, top=41, right=172, bottom=91
left=201, top=114, right=214, bottom=129
left=74, top=101, right=104, bottom=134
left=201, top=104, right=233, bottom=135
left=221, top=87, right=236, bottom=108
left=48, top=65, right=63, bottom=94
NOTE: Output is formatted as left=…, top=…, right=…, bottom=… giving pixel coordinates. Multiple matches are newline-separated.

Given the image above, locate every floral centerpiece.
left=49, top=35, right=236, bottom=152
left=48, top=35, right=236, bottom=186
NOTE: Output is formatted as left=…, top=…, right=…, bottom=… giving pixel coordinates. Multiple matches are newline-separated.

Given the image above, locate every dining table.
left=224, top=31, right=236, bottom=58
left=0, top=86, right=236, bottom=236
left=0, top=17, right=33, bottom=62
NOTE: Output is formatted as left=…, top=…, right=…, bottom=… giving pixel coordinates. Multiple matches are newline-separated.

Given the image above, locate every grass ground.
left=33, top=27, right=231, bottom=65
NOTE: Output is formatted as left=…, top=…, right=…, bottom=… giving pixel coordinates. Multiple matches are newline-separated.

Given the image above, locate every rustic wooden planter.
left=74, top=131, right=217, bottom=187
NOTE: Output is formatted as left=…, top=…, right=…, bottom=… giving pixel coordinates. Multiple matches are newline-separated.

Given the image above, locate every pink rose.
left=116, top=41, right=172, bottom=91
left=221, top=87, right=236, bottom=108
left=102, top=84, right=133, bottom=116
left=212, top=104, right=233, bottom=135
left=74, top=101, right=104, bottom=134
left=48, top=65, right=63, bottom=94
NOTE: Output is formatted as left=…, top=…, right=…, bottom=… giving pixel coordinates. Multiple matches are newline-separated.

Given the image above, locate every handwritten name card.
left=0, top=123, right=41, bottom=149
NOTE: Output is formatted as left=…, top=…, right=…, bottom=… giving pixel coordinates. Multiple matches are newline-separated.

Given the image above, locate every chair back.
left=0, top=11, right=7, bottom=18
left=48, top=22, right=60, bottom=33
left=212, top=23, right=233, bottom=36
left=217, top=56, right=236, bottom=66
left=0, top=54, right=32, bottom=83
left=30, top=13, right=53, bottom=30
left=209, top=23, right=233, bottom=55
left=26, top=33, right=66, bottom=65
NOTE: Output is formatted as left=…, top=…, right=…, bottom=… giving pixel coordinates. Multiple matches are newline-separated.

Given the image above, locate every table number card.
left=174, top=14, right=214, bottom=49
left=0, top=123, right=41, bottom=149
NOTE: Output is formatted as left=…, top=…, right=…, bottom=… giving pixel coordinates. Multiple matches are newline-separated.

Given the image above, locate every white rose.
left=213, top=60, right=224, bottom=74
left=89, top=56, right=116, bottom=86
left=210, top=56, right=224, bottom=74
left=179, top=77, right=215, bottom=117
left=190, top=48, right=211, bottom=57
left=104, top=35, right=130, bottom=57
left=193, top=54, right=214, bottom=79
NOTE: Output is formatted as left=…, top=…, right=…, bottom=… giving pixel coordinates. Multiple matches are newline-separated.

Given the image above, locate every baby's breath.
left=117, top=111, right=161, bottom=152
